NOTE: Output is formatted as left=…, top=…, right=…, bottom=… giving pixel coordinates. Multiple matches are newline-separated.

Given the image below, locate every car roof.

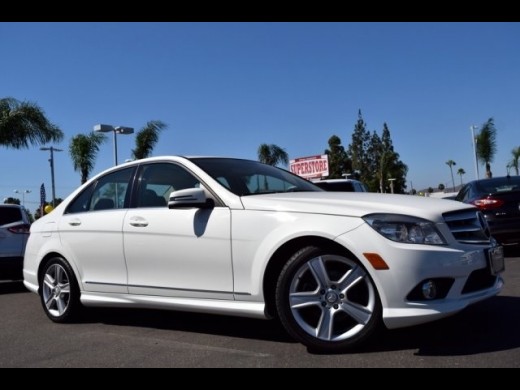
left=314, top=179, right=363, bottom=183
left=0, top=204, right=24, bottom=209
left=469, top=176, right=520, bottom=184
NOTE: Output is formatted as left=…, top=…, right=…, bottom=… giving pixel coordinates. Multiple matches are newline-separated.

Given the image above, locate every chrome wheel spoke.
left=56, top=296, right=66, bottom=315
left=60, top=283, right=70, bottom=295
left=337, top=265, right=364, bottom=293
left=290, top=292, right=321, bottom=309
left=341, top=301, right=372, bottom=325
left=308, top=257, right=330, bottom=289
left=44, top=274, right=56, bottom=290
left=45, top=295, right=54, bottom=310
left=55, top=265, right=63, bottom=284
left=316, top=309, right=334, bottom=341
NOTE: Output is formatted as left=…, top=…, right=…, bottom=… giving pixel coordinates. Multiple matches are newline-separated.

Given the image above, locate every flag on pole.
left=40, top=183, right=46, bottom=215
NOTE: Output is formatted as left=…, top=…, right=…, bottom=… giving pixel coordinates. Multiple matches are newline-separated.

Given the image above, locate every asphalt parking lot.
left=1, top=257, right=519, bottom=368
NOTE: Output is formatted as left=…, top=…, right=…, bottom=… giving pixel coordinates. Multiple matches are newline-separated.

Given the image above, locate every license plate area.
left=487, top=246, right=505, bottom=275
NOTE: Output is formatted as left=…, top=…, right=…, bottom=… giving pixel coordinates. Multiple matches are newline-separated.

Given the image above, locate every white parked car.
left=24, top=157, right=505, bottom=352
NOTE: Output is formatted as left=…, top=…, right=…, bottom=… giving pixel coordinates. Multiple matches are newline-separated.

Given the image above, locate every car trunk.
left=485, top=190, right=520, bottom=245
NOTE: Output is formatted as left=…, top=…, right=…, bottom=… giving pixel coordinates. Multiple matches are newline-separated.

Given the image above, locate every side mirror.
left=168, top=188, right=214, bottom=209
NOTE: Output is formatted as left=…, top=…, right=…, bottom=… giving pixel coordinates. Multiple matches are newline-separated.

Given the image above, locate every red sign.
left=290, top=155, right=329, bottom=180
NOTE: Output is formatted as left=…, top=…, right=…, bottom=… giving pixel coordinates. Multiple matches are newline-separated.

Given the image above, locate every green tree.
left=69, top=132, right=107, bottom=184
left=367, top=131, right=383, bottom=191
left=476, top=118, right=498, bottom=179
left=347, top=110, right=371, bottom=183
left=446, top=160, right=456, bottom=192
left=438, top=183, right=446, bottom=192
left=457, top=168, right=466, bottom=186
left=362, top=123, right=407, bottom=193
left=0, top=97, right=63, bottom=149
left=510, top=146, right=520, bottom=176
left=324, top=135, right=351, bottom=179
left=257, top=144, right=289, bottom=167
left=3, top=197, right=20, bottom=205
left=346, top=116, right=407, bottom=193
left=379, top=123, right=407, bottom=194
left=132, top=120, right=167, bottom=160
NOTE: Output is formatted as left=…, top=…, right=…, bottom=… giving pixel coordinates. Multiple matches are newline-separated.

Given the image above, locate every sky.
left=1, top=22, right=519, bottom=210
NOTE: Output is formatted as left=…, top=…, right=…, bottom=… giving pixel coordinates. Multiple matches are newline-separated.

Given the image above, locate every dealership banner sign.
left=290, top=155, right=329, bottom=180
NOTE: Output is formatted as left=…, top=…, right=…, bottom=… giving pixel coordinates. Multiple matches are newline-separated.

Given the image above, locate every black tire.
left=275, top=246, right=382, bottom=352
left=39, top=257, right=82, bottom=323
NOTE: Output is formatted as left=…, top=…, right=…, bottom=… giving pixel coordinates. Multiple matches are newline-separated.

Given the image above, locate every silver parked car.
left=0, top=204, right=31, bottom=280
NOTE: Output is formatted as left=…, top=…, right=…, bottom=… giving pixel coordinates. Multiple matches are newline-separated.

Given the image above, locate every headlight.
left=363, top=214, right=446, bottom=245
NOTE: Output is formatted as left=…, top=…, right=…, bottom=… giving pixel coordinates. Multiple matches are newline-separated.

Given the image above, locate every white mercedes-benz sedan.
left=24, top=157, right=505, bottom=352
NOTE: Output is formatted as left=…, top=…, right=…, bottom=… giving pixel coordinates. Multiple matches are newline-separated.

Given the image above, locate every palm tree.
left=457, top=168, right=466, bottom=187
left=132, top=120, right=167, bottom=160
left=258, top=144, right=289, bottom=167
left=476, top=118, right=498, bottom=179
left=446, top=160, right=456, bottom=192
left=69, top=132, right=107, bottom=184
left=0, top=97, right=63, bottom=149
left=510, top=146, right=520, bottom=176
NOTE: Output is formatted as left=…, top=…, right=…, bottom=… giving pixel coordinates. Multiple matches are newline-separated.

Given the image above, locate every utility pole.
left=40, top=146, right=63, bottom=207
left=470, top=125, right=480, bottom=180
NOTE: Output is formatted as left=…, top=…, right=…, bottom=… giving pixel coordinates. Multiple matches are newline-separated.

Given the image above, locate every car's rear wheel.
left=276, top=246, right=381, bottom=352
left=40, top=257, right=81, bottom=323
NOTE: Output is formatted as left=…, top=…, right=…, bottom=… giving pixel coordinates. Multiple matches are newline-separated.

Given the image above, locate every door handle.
left=129, top=217, right=149, bottom=227
left=68, top=219, right=81, bottom=226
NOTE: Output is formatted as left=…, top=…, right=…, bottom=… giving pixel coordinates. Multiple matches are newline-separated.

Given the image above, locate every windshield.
left=190, top=158, right=322, bottom=196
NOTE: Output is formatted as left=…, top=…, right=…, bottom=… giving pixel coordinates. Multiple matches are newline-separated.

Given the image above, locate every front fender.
left=231, top=210, right=364, bottom=300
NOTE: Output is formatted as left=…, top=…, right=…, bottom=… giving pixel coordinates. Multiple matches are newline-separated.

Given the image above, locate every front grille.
left=443, top=210, right=491, bottom=244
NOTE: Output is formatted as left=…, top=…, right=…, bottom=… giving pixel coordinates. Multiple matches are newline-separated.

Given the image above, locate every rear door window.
left=0, top=207, right=22, bottom=226
left=66, top=167, right=136, bottom=214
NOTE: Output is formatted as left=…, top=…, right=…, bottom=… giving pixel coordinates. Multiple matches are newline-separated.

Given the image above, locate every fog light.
left=422, top=280, right=437, bottom=300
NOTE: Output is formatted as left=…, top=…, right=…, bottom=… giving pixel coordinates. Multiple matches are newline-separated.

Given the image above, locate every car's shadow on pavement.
left=356, top=295, right=520, bottom=357
left=82, top=306, right=294, bottom=344
left=0, top=281, right=27, bottom=295
left=81, top=295, right=520, bottom=355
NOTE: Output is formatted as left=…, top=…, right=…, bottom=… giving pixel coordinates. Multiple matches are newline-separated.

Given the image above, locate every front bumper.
left=335, top=224, right=504, bottom=330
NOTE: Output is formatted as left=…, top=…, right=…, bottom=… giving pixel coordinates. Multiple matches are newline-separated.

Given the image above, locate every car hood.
left=239, top=192, right=476, bottom=222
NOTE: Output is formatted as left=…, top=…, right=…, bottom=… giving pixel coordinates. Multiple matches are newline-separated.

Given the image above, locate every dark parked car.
left=0, top=204, right=31, bottom=280
left=314, top=179, right=368, bottom=192
left=455, top=176, right=520, bottom=247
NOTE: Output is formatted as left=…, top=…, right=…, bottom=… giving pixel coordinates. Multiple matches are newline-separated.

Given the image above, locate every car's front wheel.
left=40, top=257, right=81, bottom=323
left=276, top=246, right=381, bottom=352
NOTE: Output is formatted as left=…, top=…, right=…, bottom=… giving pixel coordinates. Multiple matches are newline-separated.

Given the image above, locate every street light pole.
left=470, top=125, right=480, bottom=180
left=40, top=146, right=63, bottom=208
left=13, top=190, right=31, bottom=207
left=388, top=178, right=396, bottom=194
left=94, top=124, right=134, bottom=166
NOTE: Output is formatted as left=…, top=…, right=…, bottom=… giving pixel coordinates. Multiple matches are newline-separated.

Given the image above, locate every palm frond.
left=69, top=132, right=106, bottom=184
left=132, top=120, right=167, bottom=160
left=0, top=97, right=64, bottom=149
